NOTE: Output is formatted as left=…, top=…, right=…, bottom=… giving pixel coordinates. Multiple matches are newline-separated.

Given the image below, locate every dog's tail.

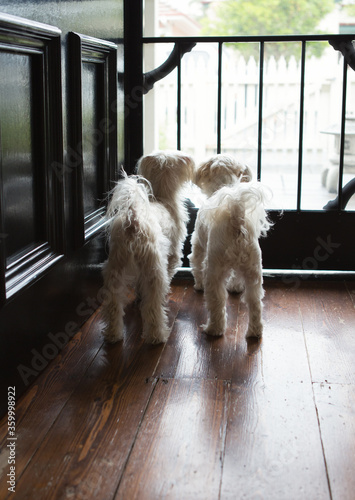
left=105, top=170, right=154, bottom=238
left=104, top=170, right=172, bottom=276
left=234, top=182, right=272, bottom=238
left=211, top=182, right=272, bottom=239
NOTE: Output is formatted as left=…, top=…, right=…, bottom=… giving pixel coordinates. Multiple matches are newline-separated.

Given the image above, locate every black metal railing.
left=142, top=34, right=355, bottom=212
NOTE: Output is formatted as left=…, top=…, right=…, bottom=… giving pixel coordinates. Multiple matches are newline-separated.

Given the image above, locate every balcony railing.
left=141, top=34, right=355, bottom=213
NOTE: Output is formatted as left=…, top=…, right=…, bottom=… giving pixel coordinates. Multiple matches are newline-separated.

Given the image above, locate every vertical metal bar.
left=217, top=41, right=223, bottom=154
left=297, top=40, right=306, bottom=212
left=338, top=56, right=348, bottom=211
left=257, top=41, right=264, bottom=181
left=124, top=0, right=143, bottom=172
left=177, top=44, right=182, bottom=150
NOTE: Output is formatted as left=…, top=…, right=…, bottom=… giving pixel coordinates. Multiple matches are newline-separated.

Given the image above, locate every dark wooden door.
left=0, top=0, right=124, bottom=414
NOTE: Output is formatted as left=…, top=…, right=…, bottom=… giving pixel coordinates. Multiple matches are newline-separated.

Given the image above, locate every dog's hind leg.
left=202, top=259, right=229, bottom=336
left=137, top=248, right=171, bottom=344
left=101, top=252, right=131, bottom=343
left=167, top=249, right=181, bottom=282
left=244, top=279, right=264, bottom=339
left=240, top=246, right=264, bottom=339
left=189, top=232, right=206, bottom=291
left=226, top=271, right=244, bottom=293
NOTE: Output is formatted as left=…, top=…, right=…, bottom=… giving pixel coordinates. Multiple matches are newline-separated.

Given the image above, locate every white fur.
left=194, top=153, right=252, bottom=197
left=102, top=150, right=195, bottom=344
left=189, top=154, right=271, bottom=339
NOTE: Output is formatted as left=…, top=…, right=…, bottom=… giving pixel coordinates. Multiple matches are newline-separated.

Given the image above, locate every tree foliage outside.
left=201, top=0, right=335, bottom=60
left=345, top=2, right=355, bottom=17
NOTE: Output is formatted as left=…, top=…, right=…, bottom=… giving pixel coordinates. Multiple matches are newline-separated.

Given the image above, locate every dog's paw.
left=226, top=276, right=244, bottom=294
left=142, top=328, right=170, bottom=345
left=103, top=334, right=123, bottom=344
left=193, top=281, right=204, bottom=291
left=142, top=335, right=167, bottom=345
left=227, top=283, right=244, bottom=294
left=245, top=324, right=263, bottom=340
left=201, top=322, right=225, bottom=337
left=102, top=328, right=123, bottom=344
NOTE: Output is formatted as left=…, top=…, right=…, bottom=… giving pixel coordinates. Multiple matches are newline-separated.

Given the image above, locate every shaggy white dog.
left=189, top=154, right=271, bottom=339
left=102, top=150, right=195, bottom=344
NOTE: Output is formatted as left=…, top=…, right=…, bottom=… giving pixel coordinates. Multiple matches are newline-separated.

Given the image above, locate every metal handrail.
left=143, top=34, right=354, bottom=43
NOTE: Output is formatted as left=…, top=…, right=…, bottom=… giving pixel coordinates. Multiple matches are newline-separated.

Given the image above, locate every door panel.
left=1, top=52, right=39, bottom=260
left=82, top=61, right=102, bottom=218
left=68, top=31, right=118, bottom=241
left=0, top=14, right=64, bottom=307
left=0, top=2, right=124, bottom=415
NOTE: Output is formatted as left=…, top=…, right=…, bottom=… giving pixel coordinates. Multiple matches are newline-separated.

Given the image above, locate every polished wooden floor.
left=0, top=278, right=354, bottom=499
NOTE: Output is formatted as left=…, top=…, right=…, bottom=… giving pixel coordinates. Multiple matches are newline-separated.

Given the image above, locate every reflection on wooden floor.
left=0, top=278, right=354, bottom=499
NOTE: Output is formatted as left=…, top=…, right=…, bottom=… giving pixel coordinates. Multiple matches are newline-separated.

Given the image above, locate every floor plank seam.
left=312, top=381, right=354, bottom=386
left=298, top=292, right=334, bottom=500
left=217, top=381, right=232, bottom=500
left=112, top=376, right=160, bottom=498
left=313, top=395, right=334, bottom=500
left=297, top=294, right=315, bottom=385
left=345, top=281, right=355, bottom=306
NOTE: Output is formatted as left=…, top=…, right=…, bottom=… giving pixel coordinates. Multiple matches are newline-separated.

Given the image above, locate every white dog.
left=102, top=150, right=195, bottom=344
left=189, top=154, right=271, bottom=339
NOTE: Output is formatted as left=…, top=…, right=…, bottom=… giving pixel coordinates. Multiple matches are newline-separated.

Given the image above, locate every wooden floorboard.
left=116, top=378, right=230, bottom=500
left=0, top=278, right=354, bottom=499
left=0, top=309, right=104, bottom=499
left=221, top=283, right=330, bottom=500
left=298, top=281, right=355, bottom=384
left=314, top=382, right=355, bottom=500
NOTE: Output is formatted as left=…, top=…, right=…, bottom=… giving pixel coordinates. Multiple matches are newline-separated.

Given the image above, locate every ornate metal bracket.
left=143, top=41, right=196, bottom=94
left=329, top=39, right=355, bottom=72
left=118, top=41, right=196, bottom=93
left=324, top=178, right=355, bottom=210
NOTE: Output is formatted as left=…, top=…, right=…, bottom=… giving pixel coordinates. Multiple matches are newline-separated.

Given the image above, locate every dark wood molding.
left=68, top=32, right=117, bottom=246
left=0, top=13, right=64, bottom=304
